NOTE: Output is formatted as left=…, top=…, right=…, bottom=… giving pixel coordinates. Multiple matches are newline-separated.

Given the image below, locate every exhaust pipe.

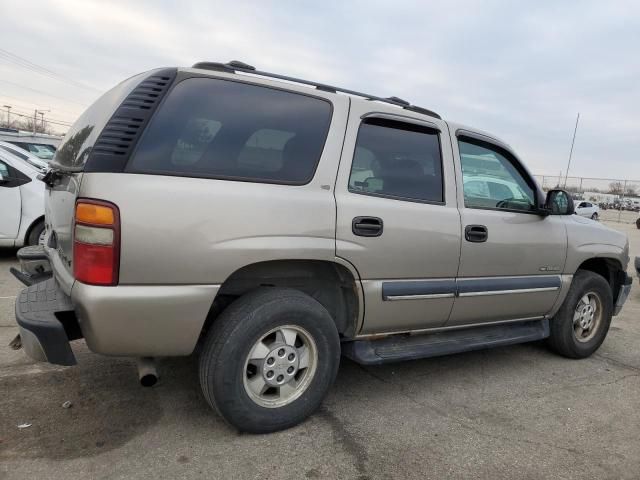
left=136, top=357, right=158, bottom=387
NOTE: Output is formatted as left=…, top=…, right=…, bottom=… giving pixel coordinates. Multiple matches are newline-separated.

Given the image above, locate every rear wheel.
left=26, top=220, right=45, bottom=246
left=199, top=288, right=340, bottom=433
left=548, top=270, right=613, bottom=358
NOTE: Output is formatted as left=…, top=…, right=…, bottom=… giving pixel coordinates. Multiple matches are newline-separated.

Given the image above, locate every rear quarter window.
left=128, top=77, right=333, bottom=185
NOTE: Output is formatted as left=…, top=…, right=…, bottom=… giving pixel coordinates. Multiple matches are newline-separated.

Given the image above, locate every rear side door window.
left=348, top=118, right=444, bottom=203
left=129, top=77, right=333, bottom=185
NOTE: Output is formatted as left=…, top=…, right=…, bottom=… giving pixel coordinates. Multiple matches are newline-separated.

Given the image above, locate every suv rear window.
left=128, top=78, right=332, bottom=184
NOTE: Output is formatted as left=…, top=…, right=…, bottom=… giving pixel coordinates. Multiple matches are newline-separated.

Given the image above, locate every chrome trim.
left=352, top=316, right=546, bottom=339
left=386, top=293, right=455, bottom=301
left=458, top=286, right=560, bottom=297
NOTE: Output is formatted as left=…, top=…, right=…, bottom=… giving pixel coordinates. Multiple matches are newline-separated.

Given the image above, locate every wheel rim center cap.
left=262, top=345, right=299, bottom=387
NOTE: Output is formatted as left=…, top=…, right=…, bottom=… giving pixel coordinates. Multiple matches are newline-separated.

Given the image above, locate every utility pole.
left=2, top=105, right=11, bottom=127
left=38, top=111, right=48, bottom=132
left=563, top=113, right=580, bottom=187
left=32, top=109, right=50, bottom=134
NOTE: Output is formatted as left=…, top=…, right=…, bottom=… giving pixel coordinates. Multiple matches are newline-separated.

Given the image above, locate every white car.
left=0, top=140, right=49, bottom=172
left=0, top=149, right=45, bottom=247
left=574, top=201, right=599, bottom=220
left=463, top=175, right=530, bottom=201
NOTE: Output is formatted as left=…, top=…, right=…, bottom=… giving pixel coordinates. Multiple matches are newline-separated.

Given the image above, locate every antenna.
left=563, top=113, right=580, bottom=187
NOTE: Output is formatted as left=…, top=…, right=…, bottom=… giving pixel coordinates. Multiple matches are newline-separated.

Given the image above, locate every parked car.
left=575, top=201, right=599, bottom=220
left=463, top=175, right=530, bottom=203
left=0, top=129, right=60, bottom=160
left=11, top=61, right=633, bottom=433
left=0, top=140, right=49, bottom=171
left=0, top=149, right=45, bottom=247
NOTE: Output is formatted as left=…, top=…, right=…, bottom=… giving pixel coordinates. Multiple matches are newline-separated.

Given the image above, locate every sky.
left=1, top=0, right=639, bottom=180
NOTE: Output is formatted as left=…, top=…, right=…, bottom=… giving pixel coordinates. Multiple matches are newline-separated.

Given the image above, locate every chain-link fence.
left=533, top=175, right=640, bottom=224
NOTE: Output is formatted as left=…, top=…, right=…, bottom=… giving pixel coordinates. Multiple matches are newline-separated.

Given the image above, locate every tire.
left=636, top=218, right=640, bottom=229
left=199, top=288, right=341, bottom=433
left=26, top=220, right=45, bottom=246
left=548, top=270, right=613, bottom=359
left=591, top=212, right=598, bottom=221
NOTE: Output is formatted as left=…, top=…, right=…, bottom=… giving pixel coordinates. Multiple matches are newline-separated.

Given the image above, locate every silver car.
left=11, top=61, right=633, bottom=433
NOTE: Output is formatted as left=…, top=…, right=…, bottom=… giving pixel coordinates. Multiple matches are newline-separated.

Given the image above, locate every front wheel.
left=199, top=288, right=340, bottom=433
left=591, top=212, right=598, bottom=220
left=636, top=217, right=640, bottom=229
left=548, top=270, right=613, bottom=359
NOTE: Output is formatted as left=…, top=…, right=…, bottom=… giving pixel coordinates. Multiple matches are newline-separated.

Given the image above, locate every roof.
left=190, top=60, right=441, bottom=120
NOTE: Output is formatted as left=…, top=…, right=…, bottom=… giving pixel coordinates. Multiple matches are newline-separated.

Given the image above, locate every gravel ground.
left=0, top=221, right=639, bottom=480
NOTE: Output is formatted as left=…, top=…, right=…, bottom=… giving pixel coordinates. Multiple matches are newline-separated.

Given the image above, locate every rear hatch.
left=45, top=69, right=176, bottom=293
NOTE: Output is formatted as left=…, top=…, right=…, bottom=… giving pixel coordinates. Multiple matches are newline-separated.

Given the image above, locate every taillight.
left=73, top=200, right=120, bottom=286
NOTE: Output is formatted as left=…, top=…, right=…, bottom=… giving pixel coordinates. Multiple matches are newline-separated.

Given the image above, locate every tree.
left=608, top=181, right=624, bottom=195
left=0, top=116, right=54, bottom=134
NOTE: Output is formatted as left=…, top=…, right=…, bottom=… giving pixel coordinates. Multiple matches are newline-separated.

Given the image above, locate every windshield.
left=0, top=143, right=48, bottom=171
left=8, top=141, right=56, bottom=160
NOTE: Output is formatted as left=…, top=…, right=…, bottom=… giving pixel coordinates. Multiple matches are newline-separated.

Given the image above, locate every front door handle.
left=465, top=225, right=488, bottom=243
left=352, top=216, right=383, bottom=237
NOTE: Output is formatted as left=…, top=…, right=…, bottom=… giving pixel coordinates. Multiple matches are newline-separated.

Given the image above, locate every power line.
left=0, top=93, right=82, bottom=118
left=0, top=48, right=102, bottom=94
left=3, top=109, right=72, bottom=128
left=6, top=106, right=73, bottom=125
left=0, top=78, right=89, bottom=107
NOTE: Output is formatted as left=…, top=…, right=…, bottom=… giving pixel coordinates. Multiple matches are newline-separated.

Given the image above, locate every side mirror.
left=544, top=189, right=575, bottom=215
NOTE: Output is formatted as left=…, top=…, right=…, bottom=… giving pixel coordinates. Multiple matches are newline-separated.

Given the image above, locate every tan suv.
left=11, top=61, right=633, bottom=433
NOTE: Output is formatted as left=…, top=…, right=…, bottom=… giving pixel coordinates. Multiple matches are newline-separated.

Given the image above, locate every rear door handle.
left=352, top=216, right=383, bottom=237
left=465, top=225, right=488, bottom=243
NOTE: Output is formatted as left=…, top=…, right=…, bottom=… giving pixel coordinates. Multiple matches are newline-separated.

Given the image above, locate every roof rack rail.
left=191, top=61, right=441, bottom=120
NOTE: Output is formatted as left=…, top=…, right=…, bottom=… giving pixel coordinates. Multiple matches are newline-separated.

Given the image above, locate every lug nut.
left=266, top=371, right=274, bottom=378
left=287, top=366, right=294, bottom=374
left=288, top=353, right=295, bottom=361
left=277, top=375, right=284, bottom=382
left=267, top=357, right=275, bottom=365
left=278, top=348, right=285, bottom=357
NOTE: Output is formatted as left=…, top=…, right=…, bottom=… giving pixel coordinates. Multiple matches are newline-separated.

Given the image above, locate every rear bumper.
left=12, top=246, right=220, bottom=362
left=613, top=273, right=633, bottom=316
left=14, top=278, right=78, bottom=366
left=72, top=282, right=219, bottom=356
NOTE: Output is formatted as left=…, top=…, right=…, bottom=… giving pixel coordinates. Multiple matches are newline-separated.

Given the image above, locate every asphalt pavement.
left=1, top=221, right=639, bottom=480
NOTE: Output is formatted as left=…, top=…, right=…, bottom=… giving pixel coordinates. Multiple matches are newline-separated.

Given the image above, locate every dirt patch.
left=0, top=356, right=163, bottom=460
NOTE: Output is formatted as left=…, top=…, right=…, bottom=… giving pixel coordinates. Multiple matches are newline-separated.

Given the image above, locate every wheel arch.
left=23, top=215, right=45, bottom=245
left=576, top=257, right=625, bottom=301
left=202, top=259, right=363, bottom=340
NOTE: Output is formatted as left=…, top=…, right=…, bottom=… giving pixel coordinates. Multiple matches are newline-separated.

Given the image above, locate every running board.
left=342, top=319, right=549, bottom=365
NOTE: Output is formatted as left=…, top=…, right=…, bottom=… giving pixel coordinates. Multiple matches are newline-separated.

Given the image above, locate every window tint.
left=130, top=78, right=332, bottom=184
left=459, top=138, right=536, bottom=212
left=348, top=118, right=443, bottom=203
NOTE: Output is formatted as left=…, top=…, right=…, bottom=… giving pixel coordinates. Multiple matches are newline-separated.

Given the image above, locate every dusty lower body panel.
left=71, top=282, right=220, bottom=356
